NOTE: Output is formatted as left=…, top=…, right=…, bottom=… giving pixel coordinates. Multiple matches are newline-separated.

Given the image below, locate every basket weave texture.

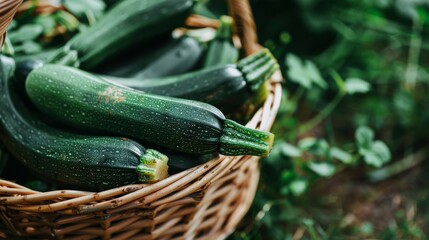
left=0, top=0, right=283, bottom=239
left=0, top=0, right=22, bottom=48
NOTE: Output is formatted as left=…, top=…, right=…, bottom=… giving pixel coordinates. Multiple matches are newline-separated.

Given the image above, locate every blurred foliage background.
left=228, top=0, right=429, bottom=239
left=3, top=0, right=429, bottom=239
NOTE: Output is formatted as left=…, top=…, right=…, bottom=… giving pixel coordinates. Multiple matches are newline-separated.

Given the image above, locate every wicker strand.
left=0, top=0, right=22, bottom=48
left=227, top=0, right=259, bottom=56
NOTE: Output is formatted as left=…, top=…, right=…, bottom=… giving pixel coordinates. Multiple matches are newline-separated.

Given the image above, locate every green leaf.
left=306, top=60, right=327, bottom=89
left=35, top=15, right=57, bottom=34
left=395, top=0, right=429, bottom=20
left=298, top=138, right=330, bottom=157
left=280, top=142, right=302, bottom=158
left=307, top=162, right=336, bottom=177
left=286, top=54, right=312, bottom=88
left=289, top=179, right=308, bottom=196
left=285, top=54, right=327, bottom=89
left=63, top=0, right=106, bottom=19
left=344, top=78, right=371, bottom=94
left=8, top=24, right=44, bottom=43
left=372, top=141, right=391, bottom=162
left=330, top=70, right=346, bottom=95
left=363, top=141, right=391, bottom=167
left=363, top=151, right=383, bottom=167
left=298, top=137, right=318, bottom=150
left=330, top=147, right=353, bottom=164
left=14, top=41, right=42, bottom=54
left=355, top=126, right=374, bottom=154
left=8, top=20, right=17, bottom=31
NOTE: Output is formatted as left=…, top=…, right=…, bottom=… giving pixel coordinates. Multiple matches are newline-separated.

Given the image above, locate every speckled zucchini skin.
left=68, top=0, right=194, bottom=69
left=26, top=64, right=225, bottom=155
left=102, top=48, right=279, bottom=115
left=0, top=56, right=166, bottom=191
left=132, top=36, right=204, bottom=79
left=104, top=65, right=248, bottom=114
left=203, top=15, right=239, bottom=68
left=26, top=64, right=275, bottom=156
left=99, top=36, right=203, bottom=78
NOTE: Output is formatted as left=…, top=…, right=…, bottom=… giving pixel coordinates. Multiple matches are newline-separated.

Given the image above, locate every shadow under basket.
left=0, top=0, right=283, bottom=239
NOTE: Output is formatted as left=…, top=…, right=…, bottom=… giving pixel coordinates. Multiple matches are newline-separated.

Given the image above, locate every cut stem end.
left=220, top=119, right=274, bottom=157
left=137, top=149, right=169, bottom=183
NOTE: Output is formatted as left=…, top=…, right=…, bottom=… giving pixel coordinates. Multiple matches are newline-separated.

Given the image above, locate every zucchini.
left=203, top=15, right=239, bottom=68
left=11, top=58, right=214, bottom=176
left=53, top=0, right=195, bottom=69
left=25, top=64, right=275, bottom=156
left=132, top=35, right=204, bottom=79
left=98, top=35, right=204, bottom=79
left=102, top=48, right=279, bottom=114
left=0, top=55, right=169, bottom=191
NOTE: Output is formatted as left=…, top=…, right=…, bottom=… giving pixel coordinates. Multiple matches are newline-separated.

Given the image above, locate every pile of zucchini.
left=0, top=0, right=279, bottom=191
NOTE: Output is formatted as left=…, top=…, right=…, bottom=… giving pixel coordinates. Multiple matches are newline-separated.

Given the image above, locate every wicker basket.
left=0, top=0, right=283, bottom=239
left=0, top=0, right=22, bottom=48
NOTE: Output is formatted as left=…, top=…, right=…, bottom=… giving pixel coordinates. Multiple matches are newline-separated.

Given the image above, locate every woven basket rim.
left=0, top=0, right=23, bottom=48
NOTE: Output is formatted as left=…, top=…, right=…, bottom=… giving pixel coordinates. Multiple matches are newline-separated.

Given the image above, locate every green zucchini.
left=102, top=48, right=279, bottom=114
left=203, top=15, right=239, bottom=68
left=0, top=55, right=169, bottom=191
left=25, top=64, right=275, bottom=156
left=12, top=58, right=215, bottom=176
left=52, top=0, right=195, bottom=69
left=98, top=35, right=204, bottom=79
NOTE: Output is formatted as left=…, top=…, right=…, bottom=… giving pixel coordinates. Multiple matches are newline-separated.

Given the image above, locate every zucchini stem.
left=238, top=49, right=279, bottom=92
left=48, top=46, right=80, bottom=67
left=220, top=119, right=274, bottom=157
left=203, top=15, right=238, bottom=67
left=217, top=15, right=234, bottom=40
left=136, top=149, right=169, bottom=182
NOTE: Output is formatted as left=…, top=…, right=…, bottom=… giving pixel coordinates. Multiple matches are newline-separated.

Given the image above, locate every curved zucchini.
left=0, top=55, right=168, bottom=191
left=54, top=0, right=195, bottom=69
left=102, top=48, right=279, bottom=114
left=25, top=64, right=275, bottom=156
left=203, top=15, right=239, bottom=68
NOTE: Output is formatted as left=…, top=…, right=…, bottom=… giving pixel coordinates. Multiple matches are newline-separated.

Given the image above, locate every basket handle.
left=227, top=0, right=259, bottom=57
left=0, top=0, right=22, bottom=48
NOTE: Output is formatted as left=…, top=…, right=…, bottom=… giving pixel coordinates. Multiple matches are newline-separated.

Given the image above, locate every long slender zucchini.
left=0, top=55, right=169, bottom=191
left=102, top=48, right=279, bottom=114
left=98, top=35, right=204, bottom=78
left=203, top=15, right=239, bottom=68
left=25, top=64, right=275, bottom=156
left=133, top=35, right=204, bottom=79
left=53, top=0, right=195, bottom=69
left=12, top=57, right=215, bottom=176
